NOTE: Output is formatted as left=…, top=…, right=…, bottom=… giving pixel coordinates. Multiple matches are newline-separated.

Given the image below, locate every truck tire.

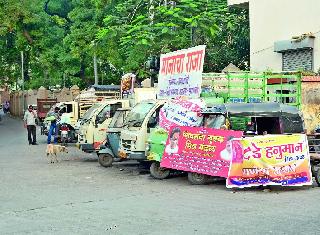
left=150, top=161, right=170, bottom=179
left=315, top=169, right=320, bottom=187
left=98, top=153, right=113, bottom=167
left=187, top=172, right=209, bottom=185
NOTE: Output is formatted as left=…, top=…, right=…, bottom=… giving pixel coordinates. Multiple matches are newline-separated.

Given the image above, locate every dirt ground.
left=0, top=115, right=320, bottom=235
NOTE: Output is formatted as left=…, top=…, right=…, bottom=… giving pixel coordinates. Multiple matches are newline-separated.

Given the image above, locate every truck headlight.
left=145, top=142, right=151, bottom=154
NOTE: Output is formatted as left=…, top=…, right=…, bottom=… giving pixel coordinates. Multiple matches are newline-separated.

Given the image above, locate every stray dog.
left=46, top=144, right=68, bottom=163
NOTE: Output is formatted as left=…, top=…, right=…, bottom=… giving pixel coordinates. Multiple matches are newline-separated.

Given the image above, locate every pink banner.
left=160, top=126, right=243, bottom=177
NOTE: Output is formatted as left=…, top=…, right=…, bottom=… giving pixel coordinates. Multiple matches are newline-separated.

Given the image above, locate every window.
left=109, top=110, right=128, bottom=128
left=96, top=103, right=123, bottom=125
left=110, top=102, right=123, bottom=117
left=96, top=105, right=111, bottom=124
left=125, top=102, right=155, bottom=127
left=148, top=106, right=163, bottom=129
left=59, top=104, right=72, bottom=114
left=282, top=49, right=313, bottom=71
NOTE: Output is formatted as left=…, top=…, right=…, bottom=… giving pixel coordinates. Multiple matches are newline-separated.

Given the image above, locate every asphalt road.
left=0, top=115, right=320, bottom=235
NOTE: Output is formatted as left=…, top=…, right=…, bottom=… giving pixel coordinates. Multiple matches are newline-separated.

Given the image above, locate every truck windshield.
left=46, top=104, right=64, bottom=118
left=124, top=102, right=155, bottom=127
left=109, top=110, right=127, bottom=128
left=204, top=114, right=226, bottom=129
left=81, top=103, right=100, bottom=121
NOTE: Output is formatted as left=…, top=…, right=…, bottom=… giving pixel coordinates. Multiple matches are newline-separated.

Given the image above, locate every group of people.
left=23, top=105, right=61, bottom=145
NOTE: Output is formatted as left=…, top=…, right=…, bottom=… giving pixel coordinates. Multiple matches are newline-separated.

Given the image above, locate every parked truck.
left=37, top=98, right=57, bottom=132
left=118, top=99, right=167, bottom=161
left=77, top=87, right=158, bottom=153
left=78, top=99, right=130, bottom=152
left=42, top=86, right=121, bottom=142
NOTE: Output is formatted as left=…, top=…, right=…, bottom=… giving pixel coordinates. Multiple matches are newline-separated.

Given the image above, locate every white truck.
left=78, top=88, right=158, bottom=153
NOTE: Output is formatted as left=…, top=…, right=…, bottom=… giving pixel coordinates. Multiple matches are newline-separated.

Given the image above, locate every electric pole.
left=93, top=42, right=98, bottom=86
left=21, top=51, right=25, bottom=114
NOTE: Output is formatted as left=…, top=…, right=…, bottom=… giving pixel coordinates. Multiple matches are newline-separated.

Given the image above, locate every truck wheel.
left=315, top=169, right=320, bottom=187
left=98, top=153, right=113, bottom=167
left=187, top=172, right=209, bottom=185
left=150, top=161, right=170, bottom=179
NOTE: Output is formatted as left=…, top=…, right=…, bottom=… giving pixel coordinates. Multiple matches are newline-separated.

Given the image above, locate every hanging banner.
left=158, top=45, right=206, bottom=99
left=227, top=134, right=312, bottom=188
left=121, top=73, right=135, bottom=97
left=160, top=126, right=243, bottom=177
left=159, top=97, right=205, bottom=132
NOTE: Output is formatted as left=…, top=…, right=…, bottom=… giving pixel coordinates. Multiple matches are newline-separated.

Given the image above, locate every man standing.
left=47, top=107, right=60, bottom=144
left=24, top=105, right=38, bottom=145
left=4, top=101, right=10, bottom=113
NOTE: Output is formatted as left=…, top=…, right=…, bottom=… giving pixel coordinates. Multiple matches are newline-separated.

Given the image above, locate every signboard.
left=160, top=126, right=243, bottom=177
left=227, top=134, right=312, bottom=188
left=158, top=45, right=206, bottom=99
left=121, top=73, right=135, bottom=97
left=159, top=97, right=205, bottom=132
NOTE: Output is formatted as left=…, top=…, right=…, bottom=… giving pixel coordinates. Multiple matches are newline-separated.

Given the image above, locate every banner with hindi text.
left=227, top=134, right=312, bottom=188
left=160, top=126, right=243, bottom=177
left=159, top=97, right=205, bottom=132
left=158, top=45, right=206, bottom=99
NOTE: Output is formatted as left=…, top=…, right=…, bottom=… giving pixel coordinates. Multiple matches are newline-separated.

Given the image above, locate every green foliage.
left=0, top=0, right=249, bottom=89
left=97, top=0, right=249, bottom=78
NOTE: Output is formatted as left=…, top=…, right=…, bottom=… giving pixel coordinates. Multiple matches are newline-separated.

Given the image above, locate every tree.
left=97, top=0, right=249, bottom=79
left=0, top=0, right=250, bottom=89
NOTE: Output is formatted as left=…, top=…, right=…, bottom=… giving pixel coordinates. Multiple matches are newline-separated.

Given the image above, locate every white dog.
left=46, top=144, right=68, bottom=163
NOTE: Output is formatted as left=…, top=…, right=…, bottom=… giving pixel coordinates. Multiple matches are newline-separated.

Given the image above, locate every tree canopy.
left=0, top=0, right=249, bottom=89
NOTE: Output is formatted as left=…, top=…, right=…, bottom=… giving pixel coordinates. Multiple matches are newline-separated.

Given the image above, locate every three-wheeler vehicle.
left=146, top=102, right=308, bottom=184
left=98, top=108, right=131, bottom=167
left=187, top=102, right=306, bottom=184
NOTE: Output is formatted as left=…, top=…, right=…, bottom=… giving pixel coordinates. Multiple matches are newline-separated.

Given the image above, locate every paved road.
left=0, top=115, right=320, bottom=235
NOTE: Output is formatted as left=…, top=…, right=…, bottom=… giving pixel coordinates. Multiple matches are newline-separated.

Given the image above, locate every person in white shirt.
left=23, top=105, right=38, bottom=145
left=165, top=127, right=181, bottom=154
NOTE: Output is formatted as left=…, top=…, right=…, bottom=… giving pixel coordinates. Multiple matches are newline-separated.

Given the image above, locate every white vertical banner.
left=158, top=45, right=206, bottom=99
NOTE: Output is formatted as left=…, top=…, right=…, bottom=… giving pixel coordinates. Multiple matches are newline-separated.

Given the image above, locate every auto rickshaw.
left=97, top=107, right=131, bottom=167
left=186, top=102, right=306, bottom=184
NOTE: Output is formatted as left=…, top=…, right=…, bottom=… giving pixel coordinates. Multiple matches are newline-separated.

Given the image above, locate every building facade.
left=228, top=0, right=320, bottom=72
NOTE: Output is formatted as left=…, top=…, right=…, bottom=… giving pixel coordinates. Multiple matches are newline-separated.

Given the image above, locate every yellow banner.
left=227, top=134, right=312, bottom=188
